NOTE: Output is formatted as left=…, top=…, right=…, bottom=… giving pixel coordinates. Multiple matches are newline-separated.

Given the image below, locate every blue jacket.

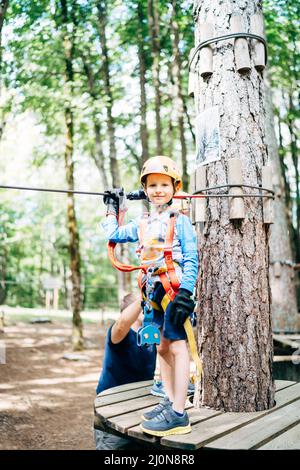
left=102, top=212, right=198, bottom=294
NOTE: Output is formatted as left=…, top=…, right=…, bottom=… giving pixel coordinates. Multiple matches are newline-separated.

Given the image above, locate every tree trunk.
left=171, top=0, right=188, bottom=190
left=193, top=0, right=275, bottom=412
left=81, top=56, right=109, bottom=188
left=137, top=1, right=150, bottom=170
left=96, top=0, right=120, bottom=187
left=0, top=0, right=9, bottom=141
left=287, top=93, right=300, bottom=263
left=148, top=0, right=163, bottom=155
left=0, top=0, right=9, bottom=64
left=266, top=82, right=299, bottom=333
left=92, top=119, right=109, bottom=189
left=60, top=0, right=83, bottom=350
left=97, top=1, right=131, bottom=297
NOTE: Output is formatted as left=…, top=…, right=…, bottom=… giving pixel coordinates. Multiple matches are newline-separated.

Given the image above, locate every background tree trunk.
left=193, top=0, right=275, bottom=412
left=0, top=0, right=9, bottom=141
left=265, top=82, right=299, bottom=333
left=60, top=0, right=83, bottom=350
left=96, top=0, right=120, bottom=187
left=0, top=0, right=9, bottom=63
left=171, top=0, right=188, bottom=190
left=97, top=0, right=130, bottom=299
left=81, top=56, right=109, bottom=189
left=137, top=1, right=150, bottom=170
left=148, top=0, right=163, bottom=155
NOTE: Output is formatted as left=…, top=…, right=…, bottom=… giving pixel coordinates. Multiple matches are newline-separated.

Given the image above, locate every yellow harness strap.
left=161, top=293, right=202, bottom=380
left=183, top=318, right=202, bottom=380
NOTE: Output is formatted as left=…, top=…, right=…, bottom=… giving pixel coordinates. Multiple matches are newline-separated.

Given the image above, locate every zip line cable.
left=0, top=184, right=274, bottom=199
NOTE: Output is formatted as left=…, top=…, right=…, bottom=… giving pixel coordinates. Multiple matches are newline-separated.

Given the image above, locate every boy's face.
left=145, top=173, right=176, bottom=206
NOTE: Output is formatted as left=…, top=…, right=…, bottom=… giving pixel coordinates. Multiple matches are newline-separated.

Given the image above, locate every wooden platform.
left=273, top=334, right=300, bottom=350
left=94, top=380, right=300, bottom=450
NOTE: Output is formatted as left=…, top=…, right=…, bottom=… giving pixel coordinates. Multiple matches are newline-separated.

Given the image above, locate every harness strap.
left=159, top=272, right=202, bottom=380
left=164, top=213, right=180, bottom=291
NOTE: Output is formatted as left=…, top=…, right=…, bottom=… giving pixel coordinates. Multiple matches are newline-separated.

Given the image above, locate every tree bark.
left=59, top=0, right=83, bottom=350
left=193, top=0, right=275, bottom=412
left=265, top=82, right=299, bottom=333
left=137, top=1, right=150, bottom=170
left=287, top=93, right=300, bottom=263
left=0, top=0, right=8, bottom=70
left=96, top=0, right=120, bottom=187
left=81, top=56, right=109, bottom=188
left=97, top=1, right=131, bottom=298
left=0, top=0, right=9, bottom=141
left=148, top=0, right=163, bottom=155
left=171, top=0, right=188, bottom=190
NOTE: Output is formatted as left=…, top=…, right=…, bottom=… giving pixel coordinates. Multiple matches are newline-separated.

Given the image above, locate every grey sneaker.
left=140, top=407, right=191, bottom=437
left=142, top=396, right=171, bottom=421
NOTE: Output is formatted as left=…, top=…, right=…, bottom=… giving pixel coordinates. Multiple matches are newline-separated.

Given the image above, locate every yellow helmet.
left=140, top=156, right=182, bottom=191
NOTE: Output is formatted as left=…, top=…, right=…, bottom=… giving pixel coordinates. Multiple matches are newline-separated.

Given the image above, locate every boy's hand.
left=169, top=288, right=195, bottom=326
left=103, top=188, right=124, bottom=216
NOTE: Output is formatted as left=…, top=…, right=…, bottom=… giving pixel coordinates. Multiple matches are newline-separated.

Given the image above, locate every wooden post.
left=53, top=288, right=59, bottom=310
left=195, top=166, right=206, bottom=223
left=199, top=23, right=214, bottom=78
left=250, top=14, right=266, bottom=72
left=0, top=310, right=4, bottom=332
left=274, top=261, right=281, bottom=278
left=188, top=47, right=196, bottom=97
left=228, top=158, right=245, bottom=220
left=45, top=290, right=51, bottom=310
left=262, top=165, right=273, bottom=224
left=189, top=170, right=196, bottom=224
left=231, top=15, right=251, bottom=73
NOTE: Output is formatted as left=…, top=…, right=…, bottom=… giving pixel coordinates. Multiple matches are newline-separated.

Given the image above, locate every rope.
left=0, top=184, right=106, bottom=197
left=189, top=32, right=268, bottom=72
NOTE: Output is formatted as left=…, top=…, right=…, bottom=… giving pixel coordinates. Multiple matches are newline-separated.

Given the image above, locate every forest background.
left=0, top=0, right=299, bottom=341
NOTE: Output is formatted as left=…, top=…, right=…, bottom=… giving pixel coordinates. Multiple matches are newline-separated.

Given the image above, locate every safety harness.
left=107, top=205, right=202, bottom=379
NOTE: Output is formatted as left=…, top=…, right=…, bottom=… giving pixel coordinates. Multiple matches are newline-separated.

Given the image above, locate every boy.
left=102, top=156, right=198, bottom=436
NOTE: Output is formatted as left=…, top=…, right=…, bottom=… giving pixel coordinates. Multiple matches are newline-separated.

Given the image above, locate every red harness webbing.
left=108, top=211, right=180, bottom=301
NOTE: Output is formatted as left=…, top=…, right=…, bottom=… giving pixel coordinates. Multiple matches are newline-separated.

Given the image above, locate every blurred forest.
left=0, top=1, right=299, bottom=319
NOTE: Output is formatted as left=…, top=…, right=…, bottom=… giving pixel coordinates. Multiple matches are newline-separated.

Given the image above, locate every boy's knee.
left=157, top=343, right=169, bottom=356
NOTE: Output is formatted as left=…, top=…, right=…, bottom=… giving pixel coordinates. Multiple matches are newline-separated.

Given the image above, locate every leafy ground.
left=0, top=314, right=108, bottom=450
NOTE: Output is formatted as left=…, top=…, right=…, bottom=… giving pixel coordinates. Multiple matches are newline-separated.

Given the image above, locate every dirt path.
left=0, top=318, right=107, bottom=450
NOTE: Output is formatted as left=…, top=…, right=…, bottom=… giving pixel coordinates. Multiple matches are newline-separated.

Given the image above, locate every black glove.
left=169, top=288, right=195, bottom=326
left=103, top=188, right=124, bottom=216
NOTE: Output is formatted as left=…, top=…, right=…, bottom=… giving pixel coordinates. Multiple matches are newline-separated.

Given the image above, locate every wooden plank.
left=97, top=380, right=153, bottom=397
left=205, top=398, right=300, bottom=449
left=160, top=382, right=300, bottom=450
left=258, top=423, right=300, bottom=450
left=128, top=406, right=223, bottom=445
left=274, top=356, right=300, bottom=362
left=95, top=395, right=159, bottom=419
left=104, top=379, right=289, bottom=435
left=95, top=386, right=153, bottom=408
left=275, top=379, right=296, bottom=391
left=273, top=334, right=300, bottom=349
left=93, top=380, right=296, bottom=447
